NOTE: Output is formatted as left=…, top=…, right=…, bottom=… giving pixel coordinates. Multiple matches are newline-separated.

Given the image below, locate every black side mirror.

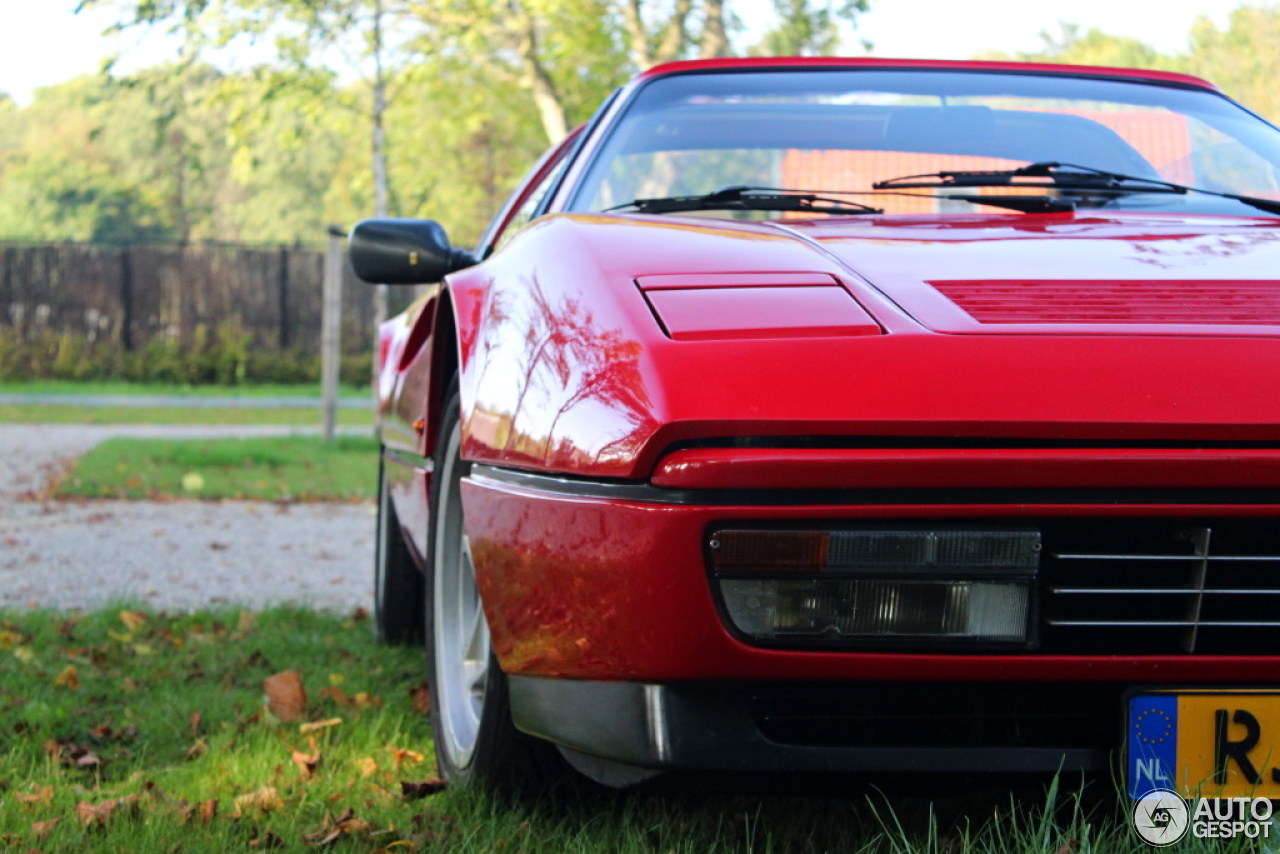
left=348, top=219, right=479, bottom=284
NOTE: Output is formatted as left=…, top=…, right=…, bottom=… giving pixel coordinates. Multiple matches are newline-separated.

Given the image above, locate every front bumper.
left=463, top=467, right=1280, bottom=682
left=509, top=676, right=1113, bottom=774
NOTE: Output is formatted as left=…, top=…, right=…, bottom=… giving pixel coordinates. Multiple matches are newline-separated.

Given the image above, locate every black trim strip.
left=469, top=464, right=1280, bottom=507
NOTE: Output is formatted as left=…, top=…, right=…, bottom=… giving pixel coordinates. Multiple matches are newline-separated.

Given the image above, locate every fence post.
left=321, top=226, right=345, bottom=443
left=278, top=246, right=290, bottom=350
left=120, top=245, right=134, bottom=351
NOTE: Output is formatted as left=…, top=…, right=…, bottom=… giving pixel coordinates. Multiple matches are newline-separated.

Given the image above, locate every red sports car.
left=351, top=57, right=1280, bottom=795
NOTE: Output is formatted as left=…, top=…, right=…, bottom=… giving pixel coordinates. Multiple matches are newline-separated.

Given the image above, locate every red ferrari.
left=351, top=57, right=1280, bottom=795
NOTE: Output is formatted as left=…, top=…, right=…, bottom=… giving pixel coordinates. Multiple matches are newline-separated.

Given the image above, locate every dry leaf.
left=386, top=747, right=424, bottom=769
left=238, top=611, right=255, bottom=633
left=409, top=682, right=431, bottom=715
left=53, top=665, right=78, bottom=690
left=15, top=786, right=54, bottom=810
left=31, top=818, right=60, bottom=841
left=263, top=671, right=307, bottom=722
left=177, top=797, right=219, bottom=825
left=74, top=752, right=102, bottom=768
left=233, top=785, right=283, bottom=817
left=301, top=808, right=373, bottom=846
left=248, top=830, right=285, bottom=849
left=299, top=717, right=342, bottom=734
left=189, top=711, right=202, bottom=737
left=292, top=738, right=322, bottom=780
left=356, top=757, right=379, bottom=778
left=118, top=610, right=146, bottom=632
left=401, top=779, right=447, bottom=801
left=75, top=795, right=139, bottom=828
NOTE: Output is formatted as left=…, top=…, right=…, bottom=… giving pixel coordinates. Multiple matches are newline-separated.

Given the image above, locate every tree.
left=750, top=0, right=868, bottom=57
left=1185, top=5, right=1280, bottom=122
left=975, top=23, right=1182, bottom=72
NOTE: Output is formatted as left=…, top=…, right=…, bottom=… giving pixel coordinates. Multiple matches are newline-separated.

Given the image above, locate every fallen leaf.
left=386, top=747, right=425, bottom=769
left=15, top=786, right=54, bottom=809
left=88, top=724, right=113, bottom=739
left=356, top=757, right=379, bottom=778
left=292, top=738, right=322, bottom=780
left=74, top=752, right=102, bottom=768
left=233, top=785, right=283, bottom=817
left=299, top=717, right=342, bottom=734
left=186, top=738, right=208, bottom=759
left=31, top=818, right=60, bottom=841
left=189, top=711, right=202, bottom=737
left=263, top=671, right=307, bottom=722
left=118, top=610, right=146, bottom=632
left=301, top=808, right=373, bottom=846
left=177, top=798, right=219, bottom=825
left=248, top=830, right=285, bottom=849
left=53, top=665, right=78, bottom=690
left=181, top=472, right=205, bottom=492
left=75, top=795, right=139, bottom=828
left=238, top=611, right=255, bottom=633
left=409, top=682, right=431, bottom=716
left=401, top=779, right=447, bottom=801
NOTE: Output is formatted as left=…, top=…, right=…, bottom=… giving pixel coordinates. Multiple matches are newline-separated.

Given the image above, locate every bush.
left=0, top=326, right=369, bottom=388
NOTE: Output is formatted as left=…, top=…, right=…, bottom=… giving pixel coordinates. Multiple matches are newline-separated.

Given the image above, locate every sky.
left=0, top=0, right=1264, bottom=106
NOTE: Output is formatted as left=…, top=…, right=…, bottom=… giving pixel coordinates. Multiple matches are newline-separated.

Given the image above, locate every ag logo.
left=1132, top=788, right=1190, bottom=846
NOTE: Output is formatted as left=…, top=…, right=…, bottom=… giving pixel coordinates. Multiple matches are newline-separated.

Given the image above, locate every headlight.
left=709, top=527, right=1039, bottom=648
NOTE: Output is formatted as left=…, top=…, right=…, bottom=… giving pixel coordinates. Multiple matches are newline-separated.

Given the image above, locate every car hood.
left=456, top=212, right=1280, bottom=479
left=778, top=212, right=1280, bottom=335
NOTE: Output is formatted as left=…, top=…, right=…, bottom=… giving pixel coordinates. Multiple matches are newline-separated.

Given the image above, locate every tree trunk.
left=621, top=0, right=653, bottom=68
left=700, top=0, right=729, bottom=58
left=654, top=0, right=693, bottom=63
left=372, top=0, right=389, bottom=334
left=512, top=0, right=570, bottom=142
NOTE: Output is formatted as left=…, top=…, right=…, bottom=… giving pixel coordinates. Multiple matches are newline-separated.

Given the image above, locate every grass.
left=0, top=404, right=374, bottom=426
left=0, top=380, right=368, bottom=398
left=0, top=606, right=1251, bottom=853
left=54, top=435, right=379, bottom=501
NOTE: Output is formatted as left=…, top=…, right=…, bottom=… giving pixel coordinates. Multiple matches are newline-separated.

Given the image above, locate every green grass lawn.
left=55, top=436, right=379, bottom=501
left=0, top=606, right=1146, bottom=853
left=0, top=380, right=367, bottom=398
left=0, top=404, right=374, bottom=426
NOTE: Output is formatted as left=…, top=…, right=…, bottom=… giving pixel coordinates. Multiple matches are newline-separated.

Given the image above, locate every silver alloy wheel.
left=432, top=421, right=489, bottom=769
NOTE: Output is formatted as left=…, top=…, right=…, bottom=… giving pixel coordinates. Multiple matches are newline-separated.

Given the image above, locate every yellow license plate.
left=1128, top=690, right=1280, bottom=798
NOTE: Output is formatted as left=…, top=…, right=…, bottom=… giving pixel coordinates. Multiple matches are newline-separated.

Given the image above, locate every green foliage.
left=0, top=327, right=369, bottom=387
left=750, top=0, right=869, bottom=57
left=976, top=9, right=1280, bottom=125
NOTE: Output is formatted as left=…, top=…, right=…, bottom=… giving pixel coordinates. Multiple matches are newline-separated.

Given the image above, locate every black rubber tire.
left=374, top=454, right=425, bottom=645
left=424, top=384, right=565, bottom=792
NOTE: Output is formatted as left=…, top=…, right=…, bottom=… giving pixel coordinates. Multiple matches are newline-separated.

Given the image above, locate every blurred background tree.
left=7, top=2, right=1280, bottom=250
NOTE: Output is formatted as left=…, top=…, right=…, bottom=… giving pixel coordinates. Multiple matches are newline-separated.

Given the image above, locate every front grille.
left=1040, top=518, right=1280, bottom=655
left=747, top=682, right=1120, bottom=749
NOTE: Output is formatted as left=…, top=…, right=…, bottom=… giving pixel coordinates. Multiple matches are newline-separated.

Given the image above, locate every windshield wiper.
left=873, top=161, right=1280, bottom=217
left=608, top=186, right=884, bottom=216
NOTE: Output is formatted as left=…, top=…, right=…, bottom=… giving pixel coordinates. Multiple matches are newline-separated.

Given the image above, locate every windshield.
left=568, top=69, right=1280, bottom=218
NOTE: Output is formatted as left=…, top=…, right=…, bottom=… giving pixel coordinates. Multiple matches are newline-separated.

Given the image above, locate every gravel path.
left=0, top=424, right=375, bottom=613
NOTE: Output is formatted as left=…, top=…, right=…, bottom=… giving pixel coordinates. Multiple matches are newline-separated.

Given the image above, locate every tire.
left=425, top=384, right=564, bottom=792
left=374, top=454, right=425, bottom=645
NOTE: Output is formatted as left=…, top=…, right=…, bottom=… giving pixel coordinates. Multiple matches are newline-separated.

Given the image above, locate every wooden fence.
left=0, top=239, right=376, bottom=354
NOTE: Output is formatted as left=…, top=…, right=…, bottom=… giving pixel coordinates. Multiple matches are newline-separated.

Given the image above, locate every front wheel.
left=424, top=386, right=564, bottom=791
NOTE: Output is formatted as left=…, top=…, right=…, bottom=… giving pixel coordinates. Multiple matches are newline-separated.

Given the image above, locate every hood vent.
left=930, top=279, right=1280, bottom=325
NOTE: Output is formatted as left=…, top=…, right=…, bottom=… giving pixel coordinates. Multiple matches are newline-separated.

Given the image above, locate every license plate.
left=1128, top=689, right=1280, bottom=798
